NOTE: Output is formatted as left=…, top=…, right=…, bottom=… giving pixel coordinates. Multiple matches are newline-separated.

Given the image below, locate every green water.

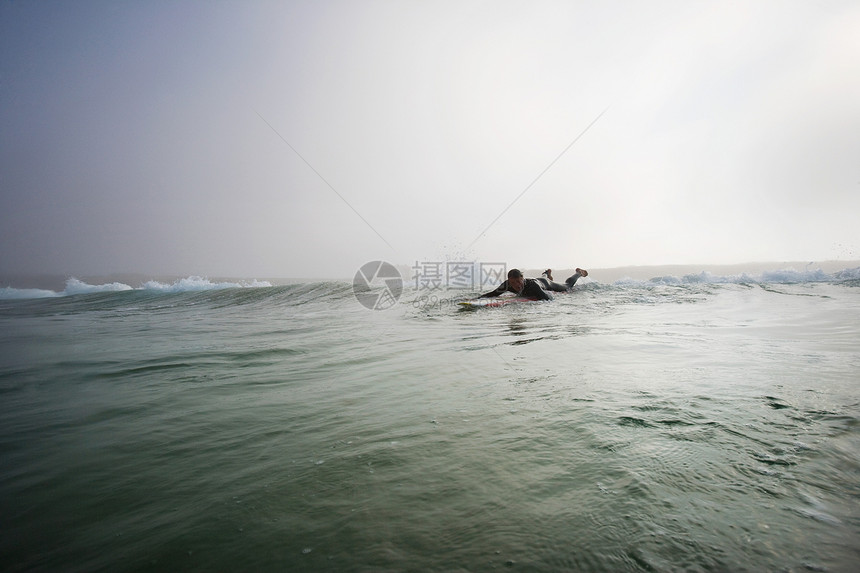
left=1, top=281, right=859, bottom=571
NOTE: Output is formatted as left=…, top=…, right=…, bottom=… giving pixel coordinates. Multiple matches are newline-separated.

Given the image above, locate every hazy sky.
left=2, top=0, right=859, bottom=279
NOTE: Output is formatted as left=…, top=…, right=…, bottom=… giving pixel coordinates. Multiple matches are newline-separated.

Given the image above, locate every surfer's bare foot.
left=576, top=268, right=588, bottom=277
left=543, top=269, right=553, bottom=280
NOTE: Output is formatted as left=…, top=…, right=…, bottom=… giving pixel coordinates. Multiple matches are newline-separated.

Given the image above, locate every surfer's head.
left=507, top=268, right=524, bottom=293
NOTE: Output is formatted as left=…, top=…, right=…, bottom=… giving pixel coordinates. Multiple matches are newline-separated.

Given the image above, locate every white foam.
left=64, top=278, right=134, bottom=295
left=140, top=277, right=273, bottom=292
left=0, top=286, right=61, bottom=299
left=612, top=266, right=860, bottom=287
left=832, top=267, right=860, bottom=280
left=0, top=276, right=273, bottom=300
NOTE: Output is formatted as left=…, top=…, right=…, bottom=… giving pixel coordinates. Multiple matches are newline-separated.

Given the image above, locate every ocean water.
left=1, top=268, right=859, bottom=572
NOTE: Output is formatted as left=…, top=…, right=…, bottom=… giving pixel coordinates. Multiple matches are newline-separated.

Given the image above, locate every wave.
left=65, top=278, right=135, bottom=295
left=0, top=276, right=274, bottom=300
left=0, top=286, right=62, bottom=300
left=2, top=266, right=858, bottom=302
left=139, top=276, right=273, bottom=293
left=612, top=266, right=860, bottom=287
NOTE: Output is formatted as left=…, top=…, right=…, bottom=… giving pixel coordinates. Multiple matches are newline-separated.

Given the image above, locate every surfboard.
left=458, top=296, right=539, bottom=308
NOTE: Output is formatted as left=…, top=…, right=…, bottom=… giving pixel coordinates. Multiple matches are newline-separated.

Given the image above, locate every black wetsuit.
left=479, top=272, right=584, bottom=301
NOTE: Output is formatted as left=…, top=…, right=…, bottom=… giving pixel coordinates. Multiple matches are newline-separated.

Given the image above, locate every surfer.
left=479, top=268, right=588, bottom=301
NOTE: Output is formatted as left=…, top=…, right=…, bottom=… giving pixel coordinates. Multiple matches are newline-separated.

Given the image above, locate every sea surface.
left=1, top=268, right=859, bottom=572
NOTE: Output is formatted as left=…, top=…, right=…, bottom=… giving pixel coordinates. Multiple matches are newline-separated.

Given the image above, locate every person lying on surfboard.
left=479, top=268, right=588, bottom=301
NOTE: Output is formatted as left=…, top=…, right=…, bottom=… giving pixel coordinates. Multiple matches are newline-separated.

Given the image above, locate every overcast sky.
left=2, top=0, right=858, bottom=279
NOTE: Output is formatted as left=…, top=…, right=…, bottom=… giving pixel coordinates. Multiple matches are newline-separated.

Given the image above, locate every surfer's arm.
left=479, top=281, right=508, bottom=298
left=532, top=288, right=553, bottom=301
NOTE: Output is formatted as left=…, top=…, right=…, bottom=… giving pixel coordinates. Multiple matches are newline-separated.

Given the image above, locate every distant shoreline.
left=2, top=260, right=859, bottom=291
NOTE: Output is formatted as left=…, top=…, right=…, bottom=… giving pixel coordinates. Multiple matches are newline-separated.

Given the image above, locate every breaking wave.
left=2, top=266, right=858, bottom=301
left=0, top=276, right=273, bottom=300
left=613, top=266, right=860, bottom=287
